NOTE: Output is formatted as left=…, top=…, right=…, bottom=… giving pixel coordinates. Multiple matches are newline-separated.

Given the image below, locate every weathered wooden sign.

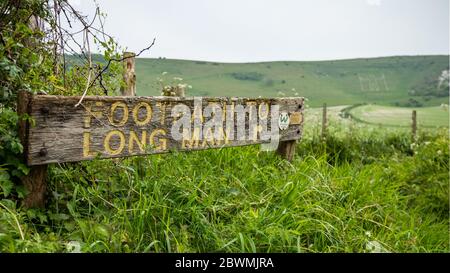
left=20, top=93, right=304, bottom=166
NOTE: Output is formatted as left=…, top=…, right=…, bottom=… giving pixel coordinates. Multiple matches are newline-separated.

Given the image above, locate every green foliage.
left=0, top=6, right=51, bottom=198
left=0, top=0, right=124, bottom=200
left=0, top=108, right=29, bottom=198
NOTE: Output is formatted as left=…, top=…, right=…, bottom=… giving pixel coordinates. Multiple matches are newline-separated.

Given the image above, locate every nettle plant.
left=0, top=0, right=124, bottom=199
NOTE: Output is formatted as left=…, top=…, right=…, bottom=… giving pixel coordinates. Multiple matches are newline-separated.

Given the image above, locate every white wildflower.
left=66, top=241, right=81, bottom=253
left=366, top=240, right=390, bottom=253
left=162, top=72, right=168, bottom=75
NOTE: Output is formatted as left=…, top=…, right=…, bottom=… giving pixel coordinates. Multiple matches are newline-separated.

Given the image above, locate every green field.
left=135, top=55, right=449, bottom=107
left=347, top=105, right=449, bottom=128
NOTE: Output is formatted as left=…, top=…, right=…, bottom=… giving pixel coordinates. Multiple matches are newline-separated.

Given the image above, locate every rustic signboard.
left=20, top=94, right=304, bottom=166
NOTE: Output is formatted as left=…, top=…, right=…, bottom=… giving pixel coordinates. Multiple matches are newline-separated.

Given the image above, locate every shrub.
left=230, top=72, right=264, bottom=81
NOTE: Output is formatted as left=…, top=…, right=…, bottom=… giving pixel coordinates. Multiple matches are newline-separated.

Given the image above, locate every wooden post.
left=121, top=52, right=136, bottom=96
left=276, top=140, right=296, bottom=162
left=275, top=99, right=304, bottom=162
left=175, top=85, right=185, bottom=97
left=412, top=110, right=417, bottom=142
left=15, top=14, right=48, bottom=208
left=321, top=103, right=327, bottom=139
left=18, top=91, right=48, bottom=208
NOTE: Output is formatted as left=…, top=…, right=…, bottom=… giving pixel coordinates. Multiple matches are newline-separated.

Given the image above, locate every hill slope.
left=135, top=55, right=449, bottom=107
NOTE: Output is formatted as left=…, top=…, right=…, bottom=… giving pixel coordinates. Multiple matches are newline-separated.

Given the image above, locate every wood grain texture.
left=276, top=140, right=297, bottom=162
left=18, top=91, right=48, bottom=208
left=121, top=52, right=136, bottom=96
left=24, top=95, right=304, bottom=165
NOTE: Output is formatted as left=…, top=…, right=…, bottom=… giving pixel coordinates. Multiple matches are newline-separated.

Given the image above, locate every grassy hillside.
left=135, top=55, right=449, bottom=107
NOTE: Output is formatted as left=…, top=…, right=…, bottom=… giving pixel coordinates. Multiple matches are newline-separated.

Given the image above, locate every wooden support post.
left=121, top=52, right=136, bottom=96
left=175, top=85, right=185, bottom=97
left=322, top=103, right=327, bottom=139
left=16, top=15, right=48, bottom=208
left=412, top=110, right=417, bottom=142
left=18, top=91, right=48, bottom=208
left=275, top=98, right=304, bottom=162
left=276, top=140, right=297, bottom=162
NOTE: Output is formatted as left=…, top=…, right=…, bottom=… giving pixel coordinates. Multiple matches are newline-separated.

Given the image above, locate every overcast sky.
left=68, top=0, right=449, bottom=62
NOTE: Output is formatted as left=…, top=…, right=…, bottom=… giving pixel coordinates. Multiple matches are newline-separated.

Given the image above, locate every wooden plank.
left=25, top=95, right=304, bottom=165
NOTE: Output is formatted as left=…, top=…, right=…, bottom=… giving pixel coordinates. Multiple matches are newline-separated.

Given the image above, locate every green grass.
left=3, top=55, right=448, bottom=253
left=347, top=104, right=449, bottom=128
left=135, top=55, right=449, bottom=107
left=1, top=119, right=448, bottom=253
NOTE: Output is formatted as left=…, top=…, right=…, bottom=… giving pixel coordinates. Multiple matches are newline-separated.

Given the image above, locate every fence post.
left=321, top=103, right=327, bottom=139
left=121, top=52, right=136, bottom=96
left=412, top=110, right=417, bottom=142
left=18, top=91, right=48, bottom=208
left=276, top=140, right=297, bottom=162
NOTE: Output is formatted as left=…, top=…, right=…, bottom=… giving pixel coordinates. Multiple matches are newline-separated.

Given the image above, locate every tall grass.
left=0, top=121, right=448, bottom=253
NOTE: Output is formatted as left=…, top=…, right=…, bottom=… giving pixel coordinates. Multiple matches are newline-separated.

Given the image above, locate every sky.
left=68, top=0, right=449, bottom=62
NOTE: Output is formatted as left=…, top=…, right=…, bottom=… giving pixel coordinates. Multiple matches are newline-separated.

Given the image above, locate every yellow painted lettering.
left=109, top=102, right=128, bottom=126
left=132, top=102, right=152, bottom=126
left=149, top=129, right=167, bottom=151
left=83, top=131, right=96, bottom=157
left=258, top=102, right=269, bottom=120
left=84, top=101, right=103, bottom=128
left=104, top=130, right=125, bottom=155
left=129, top=130, right=147, bottom=153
